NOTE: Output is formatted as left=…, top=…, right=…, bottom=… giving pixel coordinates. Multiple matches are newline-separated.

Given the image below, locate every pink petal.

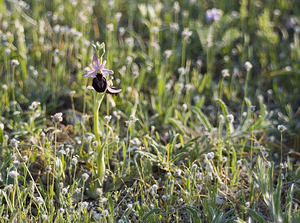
left=83, top=70, right=97, bottom=77
left=107, top=85, right=121, bottom=94
left=93, top=54, right=100, bottom=68
left=102, top=69, right=114, bottom=75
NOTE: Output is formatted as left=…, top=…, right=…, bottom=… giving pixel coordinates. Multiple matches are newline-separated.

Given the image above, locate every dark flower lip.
left=92, top=73, right=121, bottom=95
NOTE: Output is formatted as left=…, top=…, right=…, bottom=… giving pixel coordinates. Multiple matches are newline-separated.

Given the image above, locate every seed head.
left=10, top=138, right=20, bottom=148
left=8, top=170, right=19, bottom=179
left=51, top=112, right=63, bottom=123
left=29, top=101, right=40, bottom=111
left=11, top=59, right=20, bottom=66
left=277, top=124, right=287, bottom=132
left=206, top=8, right=223, bottom=22
left=104, top=115, right=112, bottom=123
left=245, top=61, right=253, bottom=71
left=42, top=214, right=48, bottom=221
left=221, top=69, right=230, bottom=77
left=206, top=152, right=214, bottom=160
left=82, top=173, right=89, bottom=181
left=227, top=114, right=234, bottom=123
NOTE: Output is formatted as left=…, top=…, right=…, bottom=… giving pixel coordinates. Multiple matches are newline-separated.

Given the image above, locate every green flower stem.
left=242, top=69, right=250, bottom=115
left=93, top=92, right=105, bottom=183
left=11, top=66, right=16, bottom=111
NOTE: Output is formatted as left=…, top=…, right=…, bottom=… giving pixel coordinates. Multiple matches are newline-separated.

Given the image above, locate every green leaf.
left=192, top=106, right=212, bottom=131
left=216, top=98, right=229, bottom=117
left=141, top=208, right=160, bottom=222
left=168, top=118, right=188, bottom=135
left=182, top=205, right=202, bottom=223
left=245, top=207, right=265, bottom=223
left=216, top=98, right=230, bottom=136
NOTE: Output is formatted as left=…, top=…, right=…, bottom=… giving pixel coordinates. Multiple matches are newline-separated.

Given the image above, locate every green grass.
left=0, top=0, right=300, bottom=222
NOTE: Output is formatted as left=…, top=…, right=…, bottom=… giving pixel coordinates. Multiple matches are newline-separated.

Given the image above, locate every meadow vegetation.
left=0, top=0, right=300, bottom=222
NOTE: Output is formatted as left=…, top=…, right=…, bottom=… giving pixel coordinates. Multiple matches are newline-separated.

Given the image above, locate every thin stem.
left=181, top=40, right=186, bottom=67
left=93, top=93, right=105, bottom=142
left=93, top=93, right=106, bottom=183
left=12, top=66, right=16, bottom=111
left=242, top=69, right=250, bottom=115
left=280, top=133, right=283, bottom=164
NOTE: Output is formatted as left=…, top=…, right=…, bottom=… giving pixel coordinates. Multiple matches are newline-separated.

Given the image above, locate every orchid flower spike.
left=83, top=54, right=114, bottom=77
left=83, top=53, right=121, bottom=95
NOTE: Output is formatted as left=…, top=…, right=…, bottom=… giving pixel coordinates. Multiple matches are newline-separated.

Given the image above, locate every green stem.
left=93, top=93, right=105, bottom=183
left=93, top=93, right=105, bottom=142
left=12, top=66, right=16, bottom=111
left=242, top=69, right=250, bottom=114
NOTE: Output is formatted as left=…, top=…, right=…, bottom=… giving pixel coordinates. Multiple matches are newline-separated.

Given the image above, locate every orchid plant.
left=83, top=42, right=120, bottom=184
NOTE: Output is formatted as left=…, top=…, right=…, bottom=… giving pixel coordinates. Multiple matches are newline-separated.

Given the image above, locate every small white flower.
left=104, top=115, right=112, bottom=123
left=221, top=69, right=230, bottom=77
left=6, top=184, right=14, bottom=190
left=82, top=173, right=89, bottom=181
left=178, top=67, right=185, bottom=75
left=36, top=197, right=44, bottom=205
left=29, top=101, right=40, bottom=110
left=102, top=209, right=109, bottom=217
left=130, top=137, right=141, bottom=146
left=13, top=160, right=20, bottom=167
left=96, top=188, right=103, bottom=195
left=92, top=140, right=98, bottom=148
left=237, top=160, right=242, bottom=166
left=206, top=8, right=223, bottom=22
left=125, top=37, right=134, bottom=48
left=41, top=214, right=48, bottom=221
left=113, top=111, right=121, bottom=120
left=227, top=114, right=234, bottom=123
left=285, top=66, right=292, bottom=71
left=173, top=1, right=180, bottom=13
left=175, top=169, right=182, bottom=177
left=170, top=23, right=179, bottom=32
left=119, top=27, right=125, bottom=36
left=9, top=170, right=19, bottom=179
left=183, top=104, right=188, bottom=111
left=206, top=152, right=214, bottom=160
left=277, top=125, right=287, bottom=132
left=245, top=61, right=253, bottom=71
left=267, top=89, right=273, bottom=95
left=115, top=12, right=122, bottom=22
left=10, top=138, right=20, bottom=148
left=182, top=28, right=192, bottom=40
left=164, top=50, right=172, bottom=59
left=11, top=59, right=20, bottom=66
left=152, top=26, right=159, bottom=34
left=106, top=23, right=114, bottom=32
left=51, top=112, right=63, bottom=123
left=79, top=201, right=88, bottom=209
left=69, top=90, right=76, bottom=97
left=62, top=187, right=68, bottom=195
left=72, top=156, right=78, bottom=165
left=219, top=114, right=224, bottom=123
left=2, top=84, right=8, bottom=91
